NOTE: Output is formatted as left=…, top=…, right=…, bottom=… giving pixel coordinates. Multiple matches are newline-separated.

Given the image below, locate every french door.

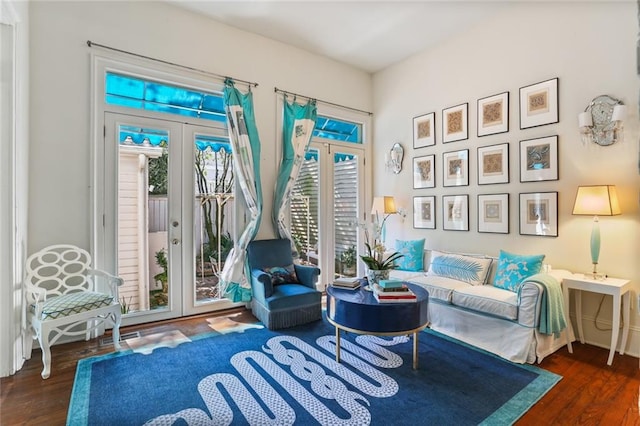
left=103, top=112, right=240, bottom=326
left=291, top=142, right=366, bottom=289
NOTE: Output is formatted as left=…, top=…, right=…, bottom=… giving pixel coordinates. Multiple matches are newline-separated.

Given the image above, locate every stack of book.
left=332, top=277, right=361, bottom=290
left=372, top=280, right=417, bottom=303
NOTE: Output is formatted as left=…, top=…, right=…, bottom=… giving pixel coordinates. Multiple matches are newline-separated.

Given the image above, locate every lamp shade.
left=572, top=185, right=621, bottom=216
left=578, top=111, right=592, bottom=128
left=371, top=196, right=397, bottom=215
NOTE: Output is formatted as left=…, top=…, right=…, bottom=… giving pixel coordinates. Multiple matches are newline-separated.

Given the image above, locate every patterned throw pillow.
left=426, top=250, right=493, bottom=286
left=395, top=239, right=425, bottom=271
left=493, top=250, right=545, bottom=292
left=262, top=264, right=299, bottom=286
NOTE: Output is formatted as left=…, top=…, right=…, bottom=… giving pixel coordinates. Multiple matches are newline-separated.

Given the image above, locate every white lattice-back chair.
left=24, top=244, right=123, bottom=379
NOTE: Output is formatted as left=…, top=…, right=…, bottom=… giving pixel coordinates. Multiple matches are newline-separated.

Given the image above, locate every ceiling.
left=168, top=1, right=513, bottom=73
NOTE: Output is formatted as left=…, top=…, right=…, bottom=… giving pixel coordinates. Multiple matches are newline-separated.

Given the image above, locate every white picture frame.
left=477, top=91, right=509, bottom=137
left=413, top=196, right=436, bottom=229
left=519, top=191, right=558, bottom=237
left=443, top=149, right=469, bottom=187
left=413, top=154, right=436, bottom=189
left=519, top=135, right=558, bottom=182
left=478, top=193, right=509, bottom=234
left=519, top=78, right=559, bottom=129
left=413, top=112, right=436, bottom=148
left=442, top=194, right=469, bottom=231
left=477, top=143, right=509, bottom=185
left=442, top=103, right=468, bottom=143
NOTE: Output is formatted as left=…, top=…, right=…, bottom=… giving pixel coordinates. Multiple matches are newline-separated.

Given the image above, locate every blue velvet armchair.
left=247, top=238, right=322, bottom=330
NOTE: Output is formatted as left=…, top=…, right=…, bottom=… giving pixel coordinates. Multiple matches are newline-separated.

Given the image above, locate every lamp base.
left=582, top=262, right=606, bottom=280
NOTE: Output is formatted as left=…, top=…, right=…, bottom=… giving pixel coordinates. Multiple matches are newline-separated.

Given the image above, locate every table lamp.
left=371, top=196, right=397, bottom=243
left=572, top=185, right=621, bottom=279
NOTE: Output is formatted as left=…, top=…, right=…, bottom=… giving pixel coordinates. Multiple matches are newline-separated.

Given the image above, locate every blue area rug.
left=68, top=317, right=560, bottom=425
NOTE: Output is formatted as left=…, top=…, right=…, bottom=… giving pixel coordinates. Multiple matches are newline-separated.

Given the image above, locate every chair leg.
left=39, top=331, right=52, bottom=380
left=112, top=310, right=122, bottom=351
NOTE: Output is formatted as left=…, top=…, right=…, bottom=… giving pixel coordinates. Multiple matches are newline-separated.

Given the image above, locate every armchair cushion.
left=34, top=291, right=115, bottom=320
left=262, top=264, right=300, bottom=286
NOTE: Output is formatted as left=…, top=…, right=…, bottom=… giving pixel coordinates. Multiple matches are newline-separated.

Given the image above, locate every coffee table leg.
left=413, top=332, right=418, bottom=370
left=336, top=327, right=341, bottom=364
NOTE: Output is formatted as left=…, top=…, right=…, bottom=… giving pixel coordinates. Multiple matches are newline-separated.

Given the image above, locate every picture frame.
left=413, top=112, right=436, bottom=148
left=413, top=154, right=436, bottom=189
left=442, top=194, right=469, bottom=231
left=413, top=196, right=436, bottom=229
left=477, top=143, right=509, bottom=185
left=477, top=91, right=509, bottom=137
left=478, top=193, right=509, bottom=234
left=519, top=78, right=559, bottom=129
left=519, top=192, right=558, bottom=237
left=442, top=149, right=469, bottom=187
left=442, top=102, right=468, bottom=143
left=519, top=135, right=558, bottom=182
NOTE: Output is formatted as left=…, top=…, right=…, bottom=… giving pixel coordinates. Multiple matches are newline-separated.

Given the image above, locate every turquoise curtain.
left=219, top=80, right=263, bottom=302
left=272, top=97, right=317, bottom=254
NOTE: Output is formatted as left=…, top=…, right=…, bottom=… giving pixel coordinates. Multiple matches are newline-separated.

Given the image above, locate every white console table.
left=562, top=274, right=632, bottom=366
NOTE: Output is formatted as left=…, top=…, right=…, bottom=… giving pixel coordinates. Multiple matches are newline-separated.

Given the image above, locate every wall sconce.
left=578, top=95, right=626, bottom=146
left=385, top=143, right=404, bottom=174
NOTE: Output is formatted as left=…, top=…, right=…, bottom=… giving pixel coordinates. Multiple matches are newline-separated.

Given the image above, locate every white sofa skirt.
left=427, top=301, right=573, bottom=364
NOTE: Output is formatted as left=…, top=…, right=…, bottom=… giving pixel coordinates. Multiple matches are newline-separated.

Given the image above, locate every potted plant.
left=359, top=220, right=403, bottom=286
left=340, top=246, right=357, bottom=276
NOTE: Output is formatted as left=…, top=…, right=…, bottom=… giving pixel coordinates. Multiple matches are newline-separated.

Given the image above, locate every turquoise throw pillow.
left=493, top=250, right=545, bottom=292
left=394, top=239, right=425, bottom=271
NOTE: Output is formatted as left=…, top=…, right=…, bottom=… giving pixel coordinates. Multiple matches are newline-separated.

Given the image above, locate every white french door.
left=292, top=142, right=366, bottom=289
left=103, top=112, right=239, bottom=326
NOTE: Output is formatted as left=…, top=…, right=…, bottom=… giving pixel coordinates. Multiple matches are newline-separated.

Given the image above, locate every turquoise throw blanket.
left=522, top=273, right=566, bottom=337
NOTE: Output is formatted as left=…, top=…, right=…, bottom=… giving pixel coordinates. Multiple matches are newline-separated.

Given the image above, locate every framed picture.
left=413, top=154, right=435, bottom=189
left=477, top=92, right=509, bottom=137
left=442, top=103, right=468, bottom=143
left=478, top=193, right=509, bottom=234
left=519, top=135, right=558, bottom=182
left=477, top=143, right=509, bottom=185
left=413, top=112, right=435, bottom=148
left=442, top=149, right=469, bottom=187
left=519, top=192, right=558, bottom=237
left=442, top=195, right=469, bottom=231
left=519, top=77, right=559, bottom=129
left=413, top=196, right=436, bottom=229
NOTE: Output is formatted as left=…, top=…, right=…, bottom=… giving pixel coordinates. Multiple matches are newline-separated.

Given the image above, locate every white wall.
left=373, top=2, right=640, bottom=356
left=28, top=0, right=372, bottom=251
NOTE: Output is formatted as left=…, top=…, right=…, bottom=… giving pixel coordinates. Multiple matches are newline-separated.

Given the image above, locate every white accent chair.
left=24, top=244, right=123, bottom=379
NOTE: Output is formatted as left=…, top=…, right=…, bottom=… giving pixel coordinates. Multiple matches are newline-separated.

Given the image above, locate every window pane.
left=313, top=116, right=361, bottom=143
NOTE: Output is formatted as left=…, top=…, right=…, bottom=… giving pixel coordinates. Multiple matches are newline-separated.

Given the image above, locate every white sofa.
left=390, top=249, right=574, bottom=364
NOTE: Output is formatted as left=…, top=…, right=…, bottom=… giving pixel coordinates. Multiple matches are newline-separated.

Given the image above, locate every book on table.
left=378, top=279, right=405, bottom=289
left=373, top=291, right=417, bottom=303
left=372, top=283, right=417, bottom=303
left=372, top=283, right=415, bottom=297
left=332, top=277, right=361, bottom=289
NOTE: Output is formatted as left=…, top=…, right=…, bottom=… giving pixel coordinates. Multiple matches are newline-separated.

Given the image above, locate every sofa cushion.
left=403, top=274, right=470, bottom=303
left=262, top=264, right=299, bottom=286
left=394, top=239, right=425, bottom=271
left=427, top=250, right=493, bottom=286
left=493, top=250, right=545, bottom=292
left=265, top=284, right=321, bottom=310
left=452, top=285, right=518, bottom=321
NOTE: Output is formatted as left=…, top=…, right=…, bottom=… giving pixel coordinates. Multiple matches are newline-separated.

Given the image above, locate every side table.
left=562, top=274, right=632, bottom=366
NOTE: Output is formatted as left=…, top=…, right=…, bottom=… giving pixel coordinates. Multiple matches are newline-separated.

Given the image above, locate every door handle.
left=171, top=239, right=180, bottom=245
left=172, top=221, right=179, bottom=227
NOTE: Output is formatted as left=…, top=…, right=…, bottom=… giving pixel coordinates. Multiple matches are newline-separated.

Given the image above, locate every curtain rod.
left=87, top=40, right=259, bottom=89
left=274, top=87, right=372, bottom=116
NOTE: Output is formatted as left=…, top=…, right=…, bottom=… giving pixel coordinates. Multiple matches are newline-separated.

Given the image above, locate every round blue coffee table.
left=326, top=281, right=429, bottom=369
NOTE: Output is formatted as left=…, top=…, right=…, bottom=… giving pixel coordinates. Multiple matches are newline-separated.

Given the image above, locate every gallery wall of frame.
left=410, top=76, right=560, bottom=238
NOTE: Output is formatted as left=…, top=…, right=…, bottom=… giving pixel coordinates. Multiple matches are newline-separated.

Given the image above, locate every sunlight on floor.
left=126, top=330, right=191, bottom=355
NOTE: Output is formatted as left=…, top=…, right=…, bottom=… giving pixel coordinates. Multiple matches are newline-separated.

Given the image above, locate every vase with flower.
left=359, top=206, right=404, bottom=289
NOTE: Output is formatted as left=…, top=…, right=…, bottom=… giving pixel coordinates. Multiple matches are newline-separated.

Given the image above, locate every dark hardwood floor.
left=2, top=308, right=639, bottom=425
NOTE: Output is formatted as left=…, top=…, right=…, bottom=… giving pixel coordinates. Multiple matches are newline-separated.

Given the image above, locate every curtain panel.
left=272, top=97, right=317, bottom=255
left=219, top=81, right=263, bottom=302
